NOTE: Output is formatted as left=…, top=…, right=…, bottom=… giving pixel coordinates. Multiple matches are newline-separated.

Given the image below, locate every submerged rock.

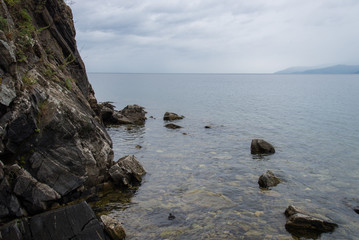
left=109, top=155, right=146, bottom=187
left=284, top=205, right=338, bottom=238
left=258, top=170, right=281, bottom=189
left=101, top=215, right=126, bottom=240
left=251, top=139, right=275, bottom=154
left=163, top=112, right=184, bottom=121
left=165, top=123, right=183, bottom=129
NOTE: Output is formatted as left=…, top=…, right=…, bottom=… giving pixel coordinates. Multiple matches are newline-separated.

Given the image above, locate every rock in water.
left=163, top=112, right=184, bottom=121
left=251, top=139, right=275, bottom=154
left=99, top=103, right=147, bottom=126
left=100, top=215, right=126, bottom=240
left=165, top=123, right=183, bottom=129
left=109, top=155, right=146, bottom=187
left=284, top=205, right=338, bottom=238
left=258, top=170, right=281, bottom=189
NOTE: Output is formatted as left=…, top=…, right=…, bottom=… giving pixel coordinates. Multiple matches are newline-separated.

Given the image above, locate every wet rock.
left=251, top=139, right=275, bottom=154
left=0, top=201, right=110, bottom=240
left=119, top=104, right=147, bottom=125
left=204, top=125, right=212, bottom=129
left=163, top=112, right=184, bottom=121
left=258, top=170, right=281, bottom=189
left=354, top=208, right=359, bottom=214
left=165, top=123, right=183, bottom=129
left=284, top=205, right=338, bottom=238
left=168, top=213, right=176, bottom=220
left=101, top=215, right=126, bottom=240
left=109, top=155, right=146, bottom=187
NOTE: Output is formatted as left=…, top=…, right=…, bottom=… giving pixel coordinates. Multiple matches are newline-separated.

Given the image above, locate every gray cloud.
left=71, top=0, right=359, bottom=73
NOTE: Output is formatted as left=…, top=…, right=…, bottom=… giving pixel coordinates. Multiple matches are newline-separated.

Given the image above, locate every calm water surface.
left=89, top=73, right=359, bottom=239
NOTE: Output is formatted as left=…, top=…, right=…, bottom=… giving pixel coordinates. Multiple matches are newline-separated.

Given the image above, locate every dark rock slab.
left=0, top=201, right=110, bottom=240
left=163, top=112, right=184, bottom=121
left=284, top=205, right=338, bottom=238
left=119, top=104, right=147, bottom=125
left=251, top=139, right=275, bottom=154
left=165, top=123, right=183, bottom=129
left=109, top=155, right=146, bottom=187
left=8, top=164, right=60, bottom=214
left=258, top=170, right=281, bottom=189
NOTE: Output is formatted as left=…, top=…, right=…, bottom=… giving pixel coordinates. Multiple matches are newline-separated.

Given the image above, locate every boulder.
left=163, top=112, right=184, bottom=121
left=251, top=139, right=275, bottom=154
left=258, top=170, right=281, bottom=189
left=109, top=155, right=146, bottom=187
left=165, top=123, right=183, bottom=129
left=354, top=208, right=359, bottom=214
left=100, top=215, right=126, bottom=240
left=284, top=205, right=338, bottom=238
left=0, top=201, right=110, bottom=240
left=119, top=104, right=147, bottom=125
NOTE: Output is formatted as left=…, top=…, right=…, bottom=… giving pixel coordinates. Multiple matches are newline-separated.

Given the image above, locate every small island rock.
left=258, top=170, right=281, bottom=189
left=251, top=139, right=275, bottom=154
left=163, top=112, right=184, bottom=121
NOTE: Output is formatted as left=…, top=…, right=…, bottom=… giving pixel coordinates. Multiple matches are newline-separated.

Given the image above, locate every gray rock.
left=119, top=104, right=147, bottom=125
left=0, top=201, right=110, bottom=240
left=0, top=39, right=16, bottom=72
left=251, top=139, right=275, bottom=154
left=109, top=155, right=146, bottom=187
left=284, top=205, right=338, bottom=238
left=0, top=177, right=26, bottom=222
left=0, top=160, right=3, bottom=180
left=258, top=170, right=281, bottom=189
left=163, top=112, right=184, bottom=121
left=9, top=164, right=60, bottom=214
left=101, top=215, right=126, bottom=240
left=165, top=123, right=183, bottom=129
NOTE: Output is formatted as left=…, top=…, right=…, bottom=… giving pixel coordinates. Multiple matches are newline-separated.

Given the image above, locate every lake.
left=89, top=73, right=359, bottom=239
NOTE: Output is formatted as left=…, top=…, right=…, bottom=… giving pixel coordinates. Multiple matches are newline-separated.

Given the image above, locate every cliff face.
left=0, top=0, right=113, bottom=223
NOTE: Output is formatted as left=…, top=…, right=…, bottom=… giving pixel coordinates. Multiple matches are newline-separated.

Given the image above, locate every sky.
left=70, top=0, right=359, bottom=73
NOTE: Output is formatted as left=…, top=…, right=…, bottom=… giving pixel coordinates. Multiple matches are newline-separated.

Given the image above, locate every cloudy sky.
left=70, top=0, right=359, bottom=73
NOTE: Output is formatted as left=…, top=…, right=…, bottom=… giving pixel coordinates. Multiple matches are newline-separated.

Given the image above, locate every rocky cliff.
left=0, top=0, right=114, bottom=224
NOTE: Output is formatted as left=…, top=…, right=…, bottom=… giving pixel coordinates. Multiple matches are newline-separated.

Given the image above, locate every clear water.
left=89, top=73, right=359, bottom=239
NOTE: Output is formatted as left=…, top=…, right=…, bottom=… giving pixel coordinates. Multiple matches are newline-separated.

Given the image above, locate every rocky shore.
left=0, top=0, right=147, bottom=239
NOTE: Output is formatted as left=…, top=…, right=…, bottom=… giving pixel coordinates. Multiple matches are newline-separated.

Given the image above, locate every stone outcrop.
left=0, top=0, right=114, bottom=224
left=0, top=201, right=111, bottom=240
left=109, top=155, right=146, bottom=187
left=258, top=170, right=281, bottom=189
left=284, top=205, right=338, bottom=238
left=101, top=215, right=126, bottom=240
left=251, top=139, right=275, bottom=154
left=99, top=102, right=146, bottom=126
left=163, top=112, right=184, bottom=121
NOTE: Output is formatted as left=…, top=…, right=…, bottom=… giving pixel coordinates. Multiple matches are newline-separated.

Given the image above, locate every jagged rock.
left=99, top=103, right=146, bottom=126
left=8, top=164, right=60, bottom=214
left=0, top=201, right=110, bottom=240
left=101, top=215, right=126, bottom=240
left=109, top=155, right=146, bottom=187
left=163, top=112, right=184, bottom=121
left=258, top=170, right=281, bottom=189
left=0, top=177, right=26, bottom=223
left=251, top=139, right=275, bottom=154
left=284, top=205, right=338, bottom=238
left=165, top=123, right=183, bottom=129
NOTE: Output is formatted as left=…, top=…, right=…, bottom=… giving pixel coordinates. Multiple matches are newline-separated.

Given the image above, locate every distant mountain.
left=275, top=65, right=359, bottom=74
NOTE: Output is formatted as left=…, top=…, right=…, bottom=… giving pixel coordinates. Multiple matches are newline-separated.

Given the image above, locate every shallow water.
left=90, top=73, right=359, bottom=239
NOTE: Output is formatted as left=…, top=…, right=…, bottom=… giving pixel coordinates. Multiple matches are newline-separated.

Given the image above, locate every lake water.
left=89, top=73, right=359, bottom=239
